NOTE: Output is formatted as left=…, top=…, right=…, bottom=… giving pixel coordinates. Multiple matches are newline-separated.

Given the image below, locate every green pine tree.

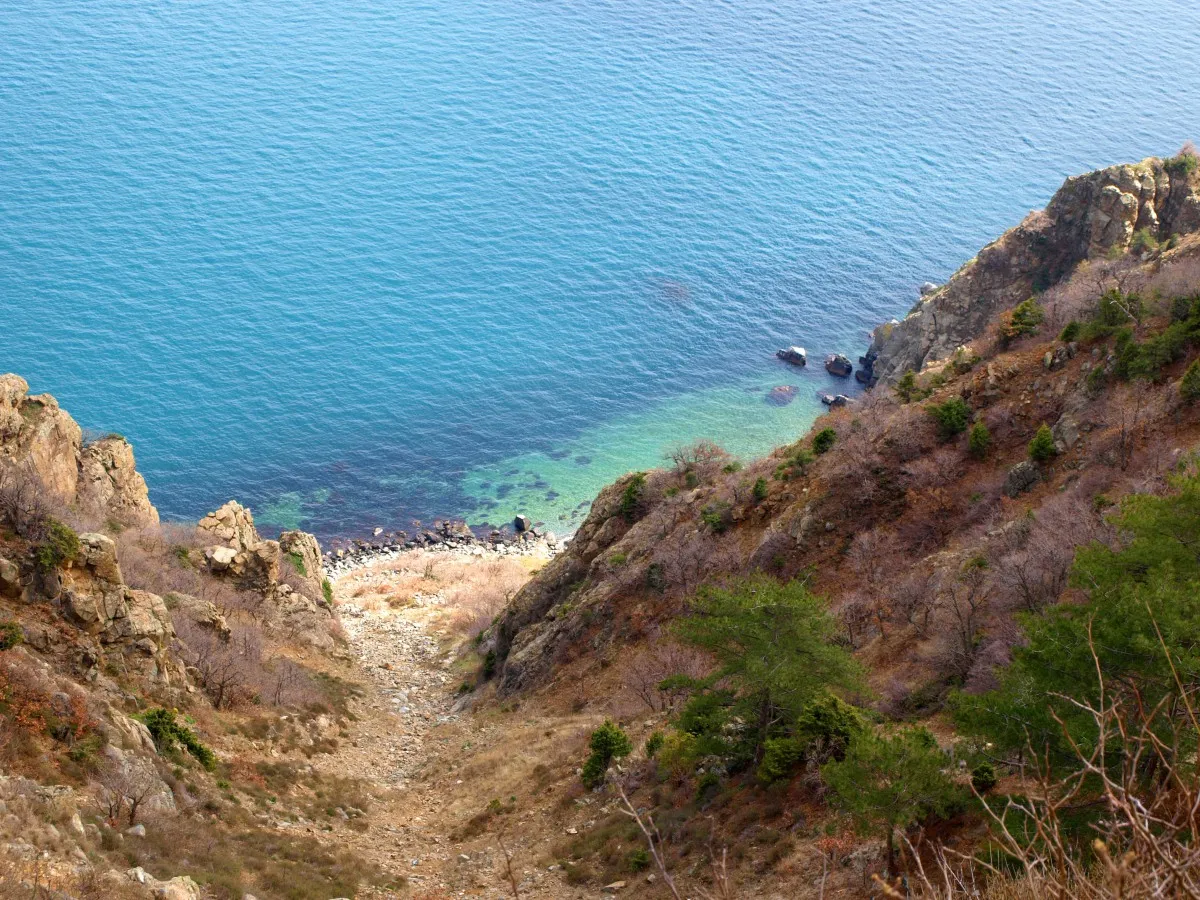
left=669, top=576, right=862, bottom=764
left=954, top=464, right=1200, bottom=776
left=1180, top=359, right=1200, bottom=403
left=1028, top=423, right=1057, bottom=462
left=581, top=720, right=632, bottom=788
left=823, top=727, right=966, bottom=876
left=968, top=422, right=992, bottom=459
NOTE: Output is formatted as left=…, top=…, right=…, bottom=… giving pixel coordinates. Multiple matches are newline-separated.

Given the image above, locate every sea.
left=3, top=0, right=1200, bottom=539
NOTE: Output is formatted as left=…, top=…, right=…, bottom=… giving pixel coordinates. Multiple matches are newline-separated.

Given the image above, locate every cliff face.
left=869, top=156, right=1200, bottom=384
left=0, top=374, right=158, bottom=527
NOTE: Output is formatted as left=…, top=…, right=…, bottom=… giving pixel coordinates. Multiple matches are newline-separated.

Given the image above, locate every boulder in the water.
left=514, top=514, right=532, bottom=533
left=776, top=346, right=807, bottom=366
left=825, top=354, right=853, bottom=377
left=819, top=393, right=850, bottom=408
left=766, top=385, right=798, bottom=406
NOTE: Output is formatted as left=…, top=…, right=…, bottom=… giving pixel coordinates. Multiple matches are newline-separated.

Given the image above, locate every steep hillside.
left=468, top=149, right=1200, bottom=895
left=0, top=382, right=390, bottom=899
left=6, top=148, right=1200, bottom=900
left=487, top=150, right=1200, bottom=702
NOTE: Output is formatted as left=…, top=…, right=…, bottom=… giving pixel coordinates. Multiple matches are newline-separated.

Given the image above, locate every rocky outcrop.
left=165, top=592, right=231, bottom=640
left=77, top=437, right=158, bottom=526
left=0, top=376, right=82, bottom=500
left=0, top=375, right=158, bottom=526
left=279, top=529, right=327, bottom=598
left=55, top=533, right=177, bottom=682
left=869, top=157, right=1200, bottom=385
left=493, top=478, right=631, bottom=694
left=199, top=501, right=281, bottom=590
left=198, top=500, right=260, bottom=552
left=1003, top=461, right=1041, bottom=498
left=197, top=501, right=337, bottom=650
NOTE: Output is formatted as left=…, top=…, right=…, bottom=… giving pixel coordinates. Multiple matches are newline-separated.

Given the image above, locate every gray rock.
left=153, top=876, right=202, bottom=900
left=0, top=556, right=20, bottom=598
left=1053, top=415, right=1080, bottom=451
left=824, top=354, right=853, bottom=377
left=1004, top=461, right=1042, bottom=498
left=513, top=514, right=532, bottom=533
left=126, top=823, right=146, bottom=838
left=920, top=281, right=940, bottom=295
left=775, top=346, right=807, bottom=366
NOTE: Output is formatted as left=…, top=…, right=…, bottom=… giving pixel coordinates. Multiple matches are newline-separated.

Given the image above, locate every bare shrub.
left=621, top=637, right=711, bottom=712
left=1038, top=256, right=1146, bottom=332
left=848, top=528, right=904, bottom=636
left=0, top=462, right=54, bottom=539
left=890, top=568, right=938, bottom=637
left=935, top=560, right=992, bottom=680
left=95, top=757, right=163, bottom=826
left=652, top=529, right=740, bottom=598
left=175, top=617, right=261, bottom=709
left=665, top=440, right=730, bottom=482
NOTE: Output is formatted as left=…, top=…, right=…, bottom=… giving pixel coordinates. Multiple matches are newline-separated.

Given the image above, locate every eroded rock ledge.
left=868, top=156, right=1200, bottom=385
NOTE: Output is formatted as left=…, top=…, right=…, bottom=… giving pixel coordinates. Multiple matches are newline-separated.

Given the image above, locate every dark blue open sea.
left=3, top=0, right=1199, bottom=538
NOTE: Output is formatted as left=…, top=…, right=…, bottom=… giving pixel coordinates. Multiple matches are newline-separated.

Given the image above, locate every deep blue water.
left=3, top=0, right=1200, bottom=539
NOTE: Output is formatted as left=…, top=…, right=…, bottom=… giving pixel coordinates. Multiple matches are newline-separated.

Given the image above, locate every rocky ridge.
left=0, top=374, right=158, bottom=527
left=867, top=155, right=1200, bottom=384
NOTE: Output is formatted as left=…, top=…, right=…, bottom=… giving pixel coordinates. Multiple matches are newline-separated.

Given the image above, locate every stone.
left=0, top=555, right=20, bottom=599
left=166, top=592, right=231, bottom=640
left=919, top=281, right=940, bottom=295
left=126, top=823, right=146, bottom=837
left=824, top=354, right=853, bottom=377
left=766, top=385, right=797, bottom=406
left=204, top=545, right=237, bottom=570
left=197, top=500, right=261, bottom=552
left=775, top=346, right=807, bottom=366
left=109, top=589, right=174, bottom=646
left=77, top=436, right=159, bottom=526
left=60, top=533, right=127, bottom=631
left=153, top=876, right=202, bottom=900
left=1004, top=461, right=1041, bottom=498
left=603, top=881, right=627, bottom=892
left=514, top=515, right=532, bottom=533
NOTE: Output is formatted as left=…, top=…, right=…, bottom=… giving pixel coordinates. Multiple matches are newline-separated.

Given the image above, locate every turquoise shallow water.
left=3, top=0, right=1200, bottom=538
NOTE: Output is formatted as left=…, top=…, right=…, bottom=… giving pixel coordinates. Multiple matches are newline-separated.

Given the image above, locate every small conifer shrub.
left=1028, top=424, right=1057, bottom=462
left=968, top=422, right=992, bottom=459
left=581, top=720, right=632, bottom=788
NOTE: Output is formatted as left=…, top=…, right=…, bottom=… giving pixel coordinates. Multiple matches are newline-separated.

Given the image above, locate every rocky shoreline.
left=323, top=516, right=564, bottom=578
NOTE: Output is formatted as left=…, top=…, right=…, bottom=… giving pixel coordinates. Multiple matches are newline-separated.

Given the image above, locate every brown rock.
left=78, top=437, right=159, bottom=526
left=197, top=500, right=261, bottom=551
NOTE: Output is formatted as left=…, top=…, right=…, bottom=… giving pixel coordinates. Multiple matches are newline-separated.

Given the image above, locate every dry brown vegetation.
left=467, top=232, right=1200, bottom=895
left=341, top=547, right=543, bottom=639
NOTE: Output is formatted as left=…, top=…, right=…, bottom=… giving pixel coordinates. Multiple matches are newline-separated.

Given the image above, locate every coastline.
left=323, top=517, right=564, bottom=579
